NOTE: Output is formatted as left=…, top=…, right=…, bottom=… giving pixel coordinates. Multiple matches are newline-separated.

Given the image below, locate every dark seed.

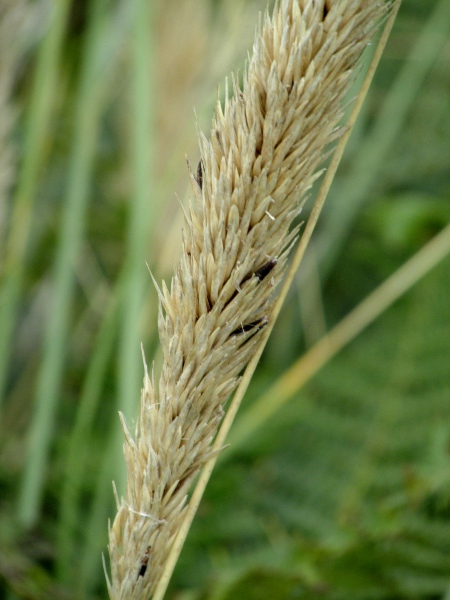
left=196, top=160, right=203, bottom=190
left=231, top=317, right=267, bottom=336
left=137, top=546, right=151, bottom=579
left=254, top=258, right=277, bottom=281
left=240, top=258, right=277, bottom=287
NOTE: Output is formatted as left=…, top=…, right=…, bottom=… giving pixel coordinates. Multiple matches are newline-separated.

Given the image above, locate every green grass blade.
left=115, top=0, right=156, bottom=494
left=222, top=221, right=450, bottom=463
left=17, top=0, right=113, bottom=528
left=55, top=288, right=120, bottom=583
left=0, top=0, right=71, bottom=405
left=78, top=421, right=120, bottom=596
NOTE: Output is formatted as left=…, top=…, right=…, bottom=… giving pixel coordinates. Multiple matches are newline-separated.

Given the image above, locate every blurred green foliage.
left=0, top=0, right=449, bottom=599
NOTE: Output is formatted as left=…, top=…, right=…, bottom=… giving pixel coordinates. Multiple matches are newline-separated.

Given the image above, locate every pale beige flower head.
left=106, top=1, right=390, bottom=598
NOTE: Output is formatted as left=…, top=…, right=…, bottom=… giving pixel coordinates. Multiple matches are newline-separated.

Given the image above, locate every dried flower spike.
left=106, top=1, right=390, bottom=598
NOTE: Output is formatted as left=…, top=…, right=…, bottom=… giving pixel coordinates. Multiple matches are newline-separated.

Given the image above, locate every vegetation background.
left=0, top=0, right=449, bottom=598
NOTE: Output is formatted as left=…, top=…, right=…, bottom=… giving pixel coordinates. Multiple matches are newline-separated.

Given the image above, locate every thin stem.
left=151, top=2, right=402, bottom=598
left=224, top=220, right=450, bottom=458
left=313, top=0, right=450, bottom=279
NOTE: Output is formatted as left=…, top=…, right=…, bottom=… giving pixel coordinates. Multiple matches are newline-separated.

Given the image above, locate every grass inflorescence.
left=106, top=1, right=393, bottom=598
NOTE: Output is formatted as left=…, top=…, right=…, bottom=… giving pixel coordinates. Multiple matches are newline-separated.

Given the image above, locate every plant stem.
left=151, top=2, right=402, bottom=598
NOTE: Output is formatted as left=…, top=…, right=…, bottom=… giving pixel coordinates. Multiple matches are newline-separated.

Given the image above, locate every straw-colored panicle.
left=107, top=1, right=389, bottom=598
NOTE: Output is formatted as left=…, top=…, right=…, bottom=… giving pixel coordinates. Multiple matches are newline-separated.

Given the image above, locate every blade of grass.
left=313, top=0, right=450, bottom=280
left=0, top=0, right=71, bottom=406
left=151, top=3, right=402, bottom=598
left=223, top=220, right=450, bottom=461
left=55, top=286, right=121, bottom=583
left=115, top=0, right=156, bottom=496
left=58, top=0, right=188, bottom=568
left=17, top=0, right=114, bottom=528
left=57, top=0, right=159, bottom=585
left=78, top=415, right=120, bottom=596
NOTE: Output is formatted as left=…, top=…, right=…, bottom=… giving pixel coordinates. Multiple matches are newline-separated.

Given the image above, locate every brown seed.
left=254, top=258, right=277, bottom=281
left=137, top=546, right=151, bottom=579
left=196, top=159, right=203, bottom=190
left=231, top=317, right=268, bottom=336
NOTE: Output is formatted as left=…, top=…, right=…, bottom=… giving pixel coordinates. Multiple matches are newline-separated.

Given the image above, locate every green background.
left=0, top=0, right=449, bottom=598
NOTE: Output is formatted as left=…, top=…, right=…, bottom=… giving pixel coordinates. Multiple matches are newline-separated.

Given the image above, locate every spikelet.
left=107, top=1, right=389, bottom=598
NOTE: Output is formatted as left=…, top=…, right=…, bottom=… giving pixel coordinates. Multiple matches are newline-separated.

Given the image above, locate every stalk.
left=106, top=2, right=399, bottom=598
